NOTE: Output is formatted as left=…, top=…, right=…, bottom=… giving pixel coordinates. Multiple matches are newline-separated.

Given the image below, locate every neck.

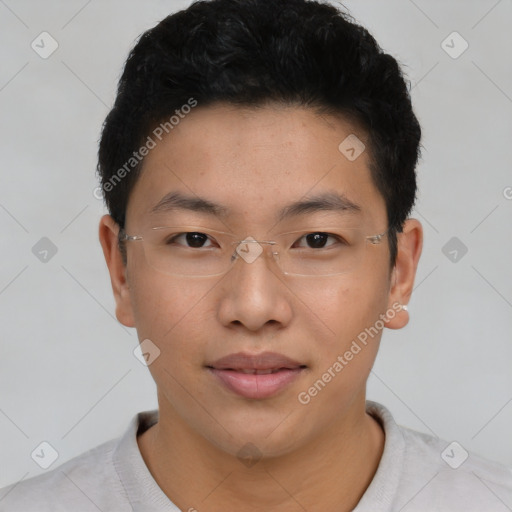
left=137, top=394, right=384, bottom=512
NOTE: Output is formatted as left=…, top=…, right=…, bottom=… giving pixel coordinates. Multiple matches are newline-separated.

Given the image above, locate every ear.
left=385, top=218, right=423, bottom=329
left=98, top=214, right=136, bottom=328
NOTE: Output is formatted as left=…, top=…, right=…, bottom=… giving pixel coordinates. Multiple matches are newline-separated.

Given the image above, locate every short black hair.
left=97, top=0, right=421, bottom=266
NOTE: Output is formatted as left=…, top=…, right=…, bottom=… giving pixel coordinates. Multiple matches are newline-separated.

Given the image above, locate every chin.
left=195, top=408, right=309, bottom=460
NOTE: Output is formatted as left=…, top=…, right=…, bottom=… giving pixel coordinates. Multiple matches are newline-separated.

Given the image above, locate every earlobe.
left=98, top=214, right=136, bottom=328
left=385, top=218, right=423, bottom=330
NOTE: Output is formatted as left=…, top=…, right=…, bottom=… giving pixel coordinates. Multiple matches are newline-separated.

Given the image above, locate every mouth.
left=219, top=368, right=298, bottom=374
left=206, top=352, right=307, bottom=399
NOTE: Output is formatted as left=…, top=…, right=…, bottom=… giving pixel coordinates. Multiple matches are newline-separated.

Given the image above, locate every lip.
left=206, top=351, right=307, bottom=399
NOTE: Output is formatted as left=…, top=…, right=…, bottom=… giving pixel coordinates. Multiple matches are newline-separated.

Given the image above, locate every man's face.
left=116, top=104, right=398, bottom=456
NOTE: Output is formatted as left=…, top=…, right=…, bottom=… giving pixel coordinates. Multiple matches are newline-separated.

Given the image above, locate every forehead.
left=126, top=103, right=386, bottom=229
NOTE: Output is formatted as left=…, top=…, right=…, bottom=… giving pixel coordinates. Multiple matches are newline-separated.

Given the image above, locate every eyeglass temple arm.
left=366, top=232, right=387, bottom=244
left=118, top=228, right=142, bottom=242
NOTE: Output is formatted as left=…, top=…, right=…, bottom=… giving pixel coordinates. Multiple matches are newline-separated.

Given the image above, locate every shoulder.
left=397, top=415, right=512, bottom=509
left=362, top=401, right=512, bottom=511
left=0, top=437, right=129, bottom=512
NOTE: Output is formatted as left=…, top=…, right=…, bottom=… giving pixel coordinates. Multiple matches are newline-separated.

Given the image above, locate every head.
left=99, top=0, right=422, bottom=458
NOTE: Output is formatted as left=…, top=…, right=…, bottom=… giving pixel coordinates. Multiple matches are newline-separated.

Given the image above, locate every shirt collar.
left=112, top=401, right=404, bottom=511
left=113, top=409, right=180, bottom=512
left=353, top=400, right=406, bottom=511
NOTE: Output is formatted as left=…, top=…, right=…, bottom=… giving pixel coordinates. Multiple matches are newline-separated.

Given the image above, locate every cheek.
left=128, top=268, right=219, bottom=355
left=290, top=269, right=390, bottom=345
left=296, top=278, right=390, bottom=409
left=129, top=276, right=209, bottom=403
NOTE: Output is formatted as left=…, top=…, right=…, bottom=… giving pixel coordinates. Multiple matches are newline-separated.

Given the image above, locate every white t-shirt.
left=1, top=401, right=511, bottom=511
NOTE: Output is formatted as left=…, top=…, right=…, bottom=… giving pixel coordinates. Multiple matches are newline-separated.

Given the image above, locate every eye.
left=293, top=232, right=342, bottom=249
left=167, top=232, right=215, bottom=248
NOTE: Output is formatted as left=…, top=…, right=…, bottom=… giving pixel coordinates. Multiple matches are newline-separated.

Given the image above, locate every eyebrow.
left=149, top=190, right=361, bottom=221
left=277, top=191, right=361, bottom=221
left=150, top=191, right=229, bottom=217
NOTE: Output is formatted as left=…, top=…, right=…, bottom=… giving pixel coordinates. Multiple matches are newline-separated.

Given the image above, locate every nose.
left=216, top=239, right=293, bottom=333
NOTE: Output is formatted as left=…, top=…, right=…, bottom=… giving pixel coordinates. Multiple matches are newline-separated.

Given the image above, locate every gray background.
left=1, top=0, right=511, bottom=489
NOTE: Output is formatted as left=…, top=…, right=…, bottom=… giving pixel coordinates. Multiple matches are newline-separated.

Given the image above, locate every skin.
left=99, top=103, right=423, bottom=511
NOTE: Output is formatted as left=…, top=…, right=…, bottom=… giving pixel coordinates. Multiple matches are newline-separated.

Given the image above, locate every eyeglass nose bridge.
left=230, top=237, right=279, bottom=266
